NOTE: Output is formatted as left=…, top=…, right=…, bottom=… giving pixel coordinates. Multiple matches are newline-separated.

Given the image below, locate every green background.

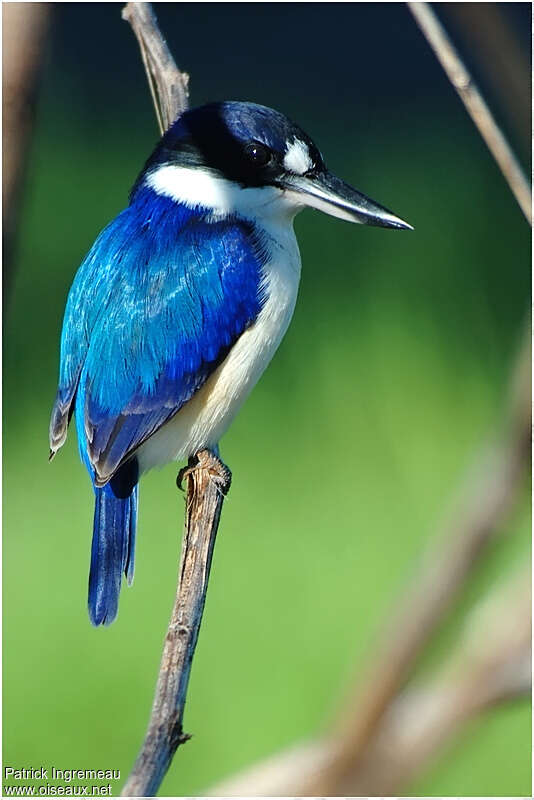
left=4, top=3, right=530, bottom=796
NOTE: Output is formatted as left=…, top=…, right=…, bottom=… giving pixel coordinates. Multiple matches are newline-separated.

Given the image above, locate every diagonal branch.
left=122, top=1, right=189, bottom=133
left=209, top=327, right=530, bottom=797
left=122, top=450, right=231, bottom=797
left=443, top=3, right=531, bottom=152
left=210, top=567, right=530, bottom=797
left=408, top=1, right=531, bottom=224
left=299, top=327, right=530, bottom=796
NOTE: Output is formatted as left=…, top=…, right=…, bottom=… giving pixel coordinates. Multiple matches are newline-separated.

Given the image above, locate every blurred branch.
left=443, top=3, right=530, bottom=155
left=210, top=568, right=530, bottom=796
left=121, top=6, right=229, bottom=797
left=3, top=2, right=50, bottom=309
left=296, top=326, right=530, bottom=795
left=122, top=450, right=231, bottom=797
left=122, top=1, right=189, bottom=133
left=408, top=1, right=531, bottom=224
left=209, top=327, right=530, bottom=796
left=327, top=567, right=531, bottom=795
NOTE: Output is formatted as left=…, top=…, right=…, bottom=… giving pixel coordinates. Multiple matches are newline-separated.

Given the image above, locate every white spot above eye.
left=283, top=139, right=313, bottom=175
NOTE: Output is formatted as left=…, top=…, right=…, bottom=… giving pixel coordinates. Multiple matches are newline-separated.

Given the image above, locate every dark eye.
left=244, top=141, right=271, bottom=167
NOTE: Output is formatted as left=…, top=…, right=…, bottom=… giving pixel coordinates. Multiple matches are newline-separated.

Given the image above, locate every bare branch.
left=335, top=568, right=531, bottom=795
left=3, top=2, right=50, bottom=306
left=208, top=328, right=530, bottom=796
left=210, top=568, right=530, bottom=796
left=408, top=1, right=531, bottom=224
left=122, top=2, right=189, bottom=132
left=299, top=328, right=530, bottom=795
left=122, top=450, right=231, bottom=797
left=443, top=3, right=530, bottom=152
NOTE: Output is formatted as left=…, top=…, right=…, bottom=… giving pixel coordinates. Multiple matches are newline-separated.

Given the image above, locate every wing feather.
left=52, top=188, right=266, bottom=484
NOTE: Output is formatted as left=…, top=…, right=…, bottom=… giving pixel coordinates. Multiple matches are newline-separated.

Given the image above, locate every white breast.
left=136, top=216, right=301, bottom=473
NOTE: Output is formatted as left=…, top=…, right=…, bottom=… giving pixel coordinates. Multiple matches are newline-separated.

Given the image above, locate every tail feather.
left=88, top=460, right=139, bottom=626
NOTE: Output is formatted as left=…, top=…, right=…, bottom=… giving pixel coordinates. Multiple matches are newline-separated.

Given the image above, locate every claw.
left=176, top=455, right=196, bottom=491
left=176, top=449, right=232, bottom=494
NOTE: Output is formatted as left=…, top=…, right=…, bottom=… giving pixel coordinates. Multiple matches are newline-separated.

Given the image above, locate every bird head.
left=133, top=100, right=412, bottom=229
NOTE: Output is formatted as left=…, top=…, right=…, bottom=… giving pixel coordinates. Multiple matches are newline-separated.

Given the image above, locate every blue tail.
left=88, top=459, right=139, bottom=626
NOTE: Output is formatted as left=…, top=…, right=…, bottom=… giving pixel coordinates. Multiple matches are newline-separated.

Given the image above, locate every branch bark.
left=122, top=1, right=189, bottom=132
left=122, top=450, right=231, bottom=797
left=120, top=6, right=229, bottom=796
left=408, top=1, right=531, bottom=224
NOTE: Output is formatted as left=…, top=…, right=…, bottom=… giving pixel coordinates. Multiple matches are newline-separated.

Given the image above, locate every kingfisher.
left=49, top=101, right=411, bottom=626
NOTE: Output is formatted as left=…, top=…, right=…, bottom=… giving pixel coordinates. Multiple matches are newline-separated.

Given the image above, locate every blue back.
left=52, top=185, right=267, bottom=483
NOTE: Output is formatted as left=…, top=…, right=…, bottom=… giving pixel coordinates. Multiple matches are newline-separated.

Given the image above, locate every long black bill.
left=283, top=170, right=413, bottom=230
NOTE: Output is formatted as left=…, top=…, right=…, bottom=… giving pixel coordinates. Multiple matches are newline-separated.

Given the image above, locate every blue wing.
left=50, top=187, right=267, bottom=483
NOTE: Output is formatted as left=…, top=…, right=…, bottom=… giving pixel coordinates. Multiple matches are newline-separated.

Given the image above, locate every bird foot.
left=176, top=449, right=232, bottom=495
